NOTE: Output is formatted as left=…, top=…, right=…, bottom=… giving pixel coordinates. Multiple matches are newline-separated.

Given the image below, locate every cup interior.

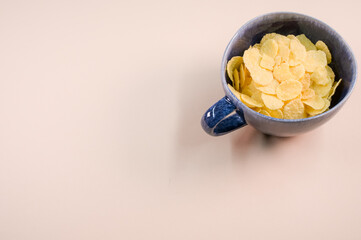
left=224, top=12, right=357, bottom=110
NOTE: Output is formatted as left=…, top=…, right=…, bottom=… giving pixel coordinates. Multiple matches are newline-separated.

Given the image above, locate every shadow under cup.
left=202, top=12, right=357, bottom=137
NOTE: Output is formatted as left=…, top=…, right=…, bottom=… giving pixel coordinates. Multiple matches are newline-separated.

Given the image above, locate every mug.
left=201, top=12, right=357, bottom=137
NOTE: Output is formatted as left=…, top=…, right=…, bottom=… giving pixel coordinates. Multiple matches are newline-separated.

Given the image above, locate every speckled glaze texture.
left=202, top=12, right=357, bottom=137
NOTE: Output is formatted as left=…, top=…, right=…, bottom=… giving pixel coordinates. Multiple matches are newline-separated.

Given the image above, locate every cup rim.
left=221, top=11, right=357, bottom=123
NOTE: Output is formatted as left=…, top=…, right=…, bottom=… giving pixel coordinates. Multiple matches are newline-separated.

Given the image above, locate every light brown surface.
left=1, top=0, right=361, bottom=239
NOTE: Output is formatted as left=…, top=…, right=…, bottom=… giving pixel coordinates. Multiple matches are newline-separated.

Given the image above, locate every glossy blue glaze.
left=201, top=97, right=247, bottom=136
left=201, top=12, right=357, bottom=137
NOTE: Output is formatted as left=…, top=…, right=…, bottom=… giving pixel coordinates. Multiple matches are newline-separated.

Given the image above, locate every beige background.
left=1, top=0, right=361, bottom=239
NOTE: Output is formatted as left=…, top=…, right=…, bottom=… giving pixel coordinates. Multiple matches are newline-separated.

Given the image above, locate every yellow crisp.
left=313, top=80, right=333, bottom=97
left=326, top=65, right=335, bottom=81
left=258, top=109, right=271, bottom=117
left=301, top=88, right=315, bottom=100
left=296, top=34, right=317, bottom=51
left=316, top=40, right=332, bottom=64
left=261, top=93, right=284, bottom=110
left=306, top=98, right=330, bottom=116
left=240, top=64, right=246, bottom=88
left=226, top=56, right=243, bottom=82
left=311, top=67, right=330, bottom=85
left=255, top=79, right=279, bottom=95
left=269, top=109, right=283, bottom=119
left=260, top=33, right=277, bottom=44
left=260, top=54, right=275, bottom=70
left=276, top=80, right=303, bottom=101
left=261, top=39, right=278, bottom=58
left=327, top=79, right=342, bottom=100
left=233, top=69, right=240, bottom=91
left=240, top=93, right=263, bottom=108
left=303, top=50, right=327, bottom=72
left=273, top=63, right=294, bottom=82
left=228, top=84, right=241, bottom=99
left=290, top=64, right=305, bottom=80
left=290, top=39, right=306, bottom=61
left=283, top=99, right=305, bottom=119
left=303, top=95, right=325, bottom=110
left=299, top=73, right=311, bottom=90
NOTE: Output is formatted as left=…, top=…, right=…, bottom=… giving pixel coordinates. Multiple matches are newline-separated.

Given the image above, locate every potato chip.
left=243, top=47, right=261, bottom=71
left=277, top=43, right=290, bottom=63
left=253, top=43, right=261, bottom=49
left=269, top=109, right=283, bottom=119
left=260, top=54, right=275, bottom=70
left=273, top=34, right=291, bottom=46
left=240, top=64, right=246, bottom=88
left=327, top=78, right=342, bottom=100
left=276, top=79, right=303, bottom=101
left=326, top=65, right=335, bottom=81
left=260, top=39, right=278, bottom=58
left=316, top=40, right=332, bottom=64
left=287, top=34, right=296, bottom=39
left=312, top=80, right=332, bottom=97
left=273, top=63, right=294, bottom=82
left=261, top=93, right=284, bottom=110
left=241, top=87, right=253, bottom=97
left=226, top=56, right=243, bottom=82
left=258, top=109, right=271, bottom=117
left=255, top=79, right=279, bottom=95
left=289, top=54, right=301, bottom=67
left=244, top=76, right=252, bottom=87
left=306, top=98, right=330, bottom=116
left=301, top=88, right=315, bottom=100
left=260, top=33, right=277, bottom=44
left=311, top=66, right=330, bottom=85
left=252, top=68, right=274, bottom=86
left=303, top=95, right=325, bottom=110
left=228, top=84, right=241, bottom=99
left=240, top=93, right=263, bottom=108
left=283, top=99, right=305, bottom=119
left=271, top=56, right=280, bottom=67
left=296, top=34, right=317, bottom=51
left=290, top=64, right=305, bottom=80
left=251, top=107, right=262, bottom=112
left=299, top=73, right=311, bottom=90
left=303, top=50, right=327, bottom=72
left=244, top=48, right=273, bottom=85
left=251, top=90, right=263, bottom=103
left=244, top=81, right=258, bottom=95
left=233, top=69, right=240, bottom=91
left=290, top=38, right=306, bottom=61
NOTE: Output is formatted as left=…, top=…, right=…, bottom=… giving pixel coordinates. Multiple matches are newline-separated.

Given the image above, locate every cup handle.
left=201, top=96, right=247, bottom=136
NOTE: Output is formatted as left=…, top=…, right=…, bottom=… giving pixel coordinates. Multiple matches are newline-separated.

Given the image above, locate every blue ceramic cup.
left=201, top=12, right=357, bottom=137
